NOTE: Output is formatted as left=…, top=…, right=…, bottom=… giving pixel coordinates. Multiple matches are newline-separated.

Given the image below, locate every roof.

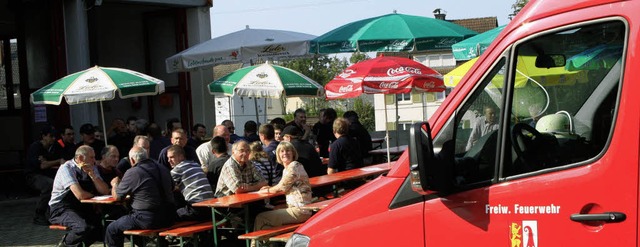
left=450, top=17, right=499, bottom=33
left=213, top=63, right=243, bottom=80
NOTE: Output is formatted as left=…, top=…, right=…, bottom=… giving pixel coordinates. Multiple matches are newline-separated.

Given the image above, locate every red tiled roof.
left=450, top=17, right=499, bottom=33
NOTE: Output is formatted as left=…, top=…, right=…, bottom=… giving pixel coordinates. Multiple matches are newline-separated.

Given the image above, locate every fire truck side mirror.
left=409, top=122, right=436, bottom=194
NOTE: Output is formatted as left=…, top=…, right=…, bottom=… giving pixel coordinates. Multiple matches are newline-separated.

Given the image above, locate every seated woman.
left=252, top=141, right=313, bottom=247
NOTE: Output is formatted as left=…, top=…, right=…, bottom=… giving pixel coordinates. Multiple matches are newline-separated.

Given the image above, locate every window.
left=415, top=54, right=456, bottom=68
left=432, top=20, right=624, bottom=190
left=396, top=93, right=410, bottom=102
left=0, top=39, right=21, bottom=110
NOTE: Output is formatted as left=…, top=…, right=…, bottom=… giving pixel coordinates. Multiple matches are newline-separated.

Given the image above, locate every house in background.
left=372, top=13, right=499, bottom=132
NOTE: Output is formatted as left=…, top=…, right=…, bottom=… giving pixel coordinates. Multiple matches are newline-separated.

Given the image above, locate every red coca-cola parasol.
left=325, top=55, right=444, bottom=99
left=325, top=55, right=444, bottom=163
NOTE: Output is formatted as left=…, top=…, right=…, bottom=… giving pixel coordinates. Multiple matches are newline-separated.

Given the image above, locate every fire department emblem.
left=510, top=221, right=537, bottom=247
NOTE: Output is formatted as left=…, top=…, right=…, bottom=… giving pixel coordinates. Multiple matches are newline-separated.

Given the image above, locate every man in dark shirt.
left=157, top=129, right=199, bottom=168
left=282, top=126, right=325, bottom=178
left=105, top=146, right=176, bottom=247
left=203, top=136, right=230, bottom=193
left=222, top=119, right=242, bottom=144
left=117, top=135, right=151, bottom=175
left=344, top=111, right=373, bottom=165
left=258, top=124, right=281, bottom=185
left=53, top=125, right=76, bottom=161
left=107, top=118, right=134, bottom=158
left=187, top=123, right=207, bottom=150
left=285, top=108, right=311, bottom=141
left=76, top=123, right=106, bottom=161
left=312, top=108, right=337, bottom=157
left=97, top=145, right=122, bottom=186
left=26, top=125, right=65, bottom=225
left=242, top=120, right=260, bottom=143
left=328, top=117, right=363, bottom=174
left=282, top=125, right=330, bottom=197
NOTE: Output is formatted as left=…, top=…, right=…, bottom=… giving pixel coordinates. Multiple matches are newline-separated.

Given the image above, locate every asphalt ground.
left=0, top=196, right=63, bottom=247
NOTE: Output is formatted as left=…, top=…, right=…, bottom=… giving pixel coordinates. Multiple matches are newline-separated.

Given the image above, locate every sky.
left=209, top=0, right=517, bottom=38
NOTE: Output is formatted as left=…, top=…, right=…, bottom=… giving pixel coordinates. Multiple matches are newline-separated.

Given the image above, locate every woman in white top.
left=252, top=141, right=313, bottom=247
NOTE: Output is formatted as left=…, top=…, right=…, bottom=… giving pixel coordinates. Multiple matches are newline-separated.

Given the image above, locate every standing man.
left=243, top=120, right=260, bottom=143
left=196, top=125, right=231, bottom=170
left=187, top=123, right=207, bottom=150
left=158, top=129, right=199, bottom=168
left=106, top=147, right=176, bottom=247
left=202, top=136, right=230, bottom=192
left=328, top=118, right=363, bottom=174
left=312, top=108, right=337, bottom=157
left=285, top=108, right=311, bottom=141
left=167, top=145, right=214, bottom=220
left=76, top=123, right=106, bottom=161
left=107, top=118, right=134, bottom=158
left=258, top=124, right=282, bottom=185
left=26, top=125, right=64, bottom=225
left=222, top=119, right=241, bottom=144
left=49, top=145, right=110, bottom=246
left=215, top=140, right=267, bottom=197
left=54, top=125, right=77, bottom=161
left=343, top=111, right=373, bottom=165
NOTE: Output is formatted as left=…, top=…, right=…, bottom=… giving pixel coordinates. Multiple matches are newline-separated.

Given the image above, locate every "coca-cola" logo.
left=338, top=85, right=353, bottom=93
left=379, top=81, right=399, bottom=89
left=338, top=69, right=357, bottom=79
left=387, top=66, right=422, bottom=76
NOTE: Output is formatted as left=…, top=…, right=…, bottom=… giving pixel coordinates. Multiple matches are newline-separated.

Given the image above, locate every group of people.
left=28, top=108, right=375, bottom=246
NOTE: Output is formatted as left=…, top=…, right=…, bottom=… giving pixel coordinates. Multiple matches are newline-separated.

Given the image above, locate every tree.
left=280, top=54, right=354, bottom=115
left=509, top=0, right=529, bottom=20
left=352, top=97, right=375, bottom=131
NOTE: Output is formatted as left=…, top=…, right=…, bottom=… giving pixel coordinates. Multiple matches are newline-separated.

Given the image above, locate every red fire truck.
left=287, top=0, right=639, bottom=246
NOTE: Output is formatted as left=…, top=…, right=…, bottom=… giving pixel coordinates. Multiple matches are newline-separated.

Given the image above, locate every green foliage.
left=509, top=0, right=529, bottom=20
left=350, top=52, right=370, bottom=64
left=280, top=55, right=349, bottom=86
left=352, top=98, right=375, bottom=132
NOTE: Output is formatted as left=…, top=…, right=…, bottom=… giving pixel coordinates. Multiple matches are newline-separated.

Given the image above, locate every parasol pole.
left=395, top=98, right=399, bottom=147
left=100, top=100, right=108, bottom=146
left=254, top=97, right=259, bottom=123
left=383, top=97, right=391, bottom=164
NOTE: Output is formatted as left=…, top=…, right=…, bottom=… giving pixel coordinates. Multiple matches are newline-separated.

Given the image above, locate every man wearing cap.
left=282, top=126, right=326, bottom=179
left=285, top=108, right=312, bottom=141
left=76, top=123, right=106, bottom=161
left=26, top=124, right=65, bottom=225
left=282, top=125, right=330, bottom=197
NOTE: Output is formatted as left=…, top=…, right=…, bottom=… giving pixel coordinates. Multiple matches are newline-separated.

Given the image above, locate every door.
left=422, top=17, right=637, bottom=247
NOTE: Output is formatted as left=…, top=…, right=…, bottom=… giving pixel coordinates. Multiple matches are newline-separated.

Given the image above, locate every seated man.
left=158, top=129, right=199, bottom=168
left=215, top=140, right=267, bottom=197
left=98, top=145, right=122, bottom=186
left=106, top=147, right=176, bottom=247
left=26, top=125, right=64, bottom=225
left=167, top=145, right=214, bottom=221
left=49, top=145, right=110, bottom=246
left=466, top=105, right=499, bottom=151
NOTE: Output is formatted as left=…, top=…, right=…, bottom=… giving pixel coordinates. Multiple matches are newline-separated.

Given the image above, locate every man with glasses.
left=222, top=119, right=241, bottom=144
